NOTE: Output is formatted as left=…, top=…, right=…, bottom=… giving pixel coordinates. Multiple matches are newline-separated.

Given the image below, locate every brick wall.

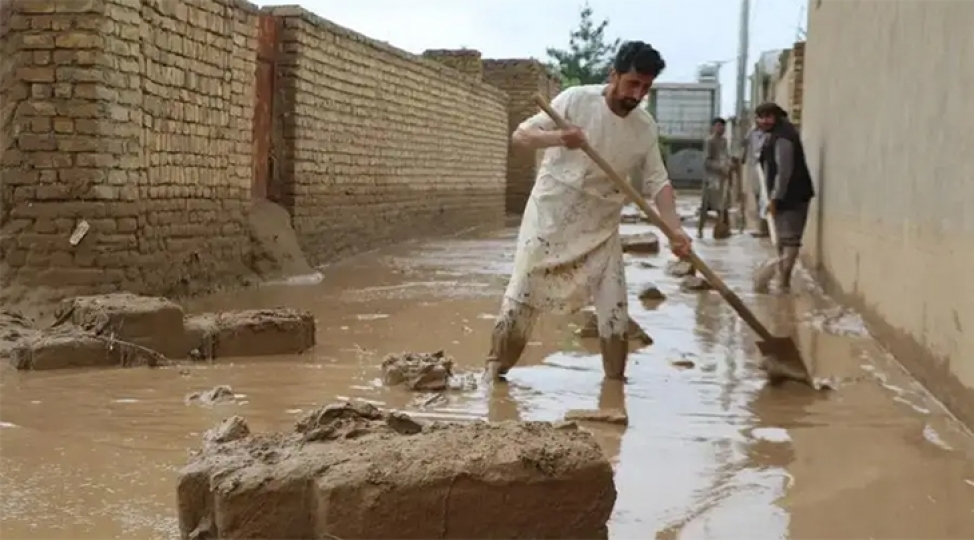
left=482, top=59, right=560, bottom=214
left=1, top=1, right=511, bottom=299
left=268, top=7, right=508, bottom=263
left=790, top=41, right=805, bottom=130
left=0, top=0, right=257, bottom=298
left=421, top=48, right=483, bottom=81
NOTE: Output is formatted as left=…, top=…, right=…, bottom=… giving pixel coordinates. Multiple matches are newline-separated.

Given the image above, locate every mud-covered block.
left=184, top=308, right=315, bottom=359
left=178, top=406, right=616, bottom=539
left=621, top=232, right=660, bottom=255
left=10, top=332, right=124, bottom=370
left=58, top=293, right=186, bottom=358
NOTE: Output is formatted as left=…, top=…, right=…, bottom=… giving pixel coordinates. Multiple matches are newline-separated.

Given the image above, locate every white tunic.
left=504, top=85, right=671, bottom=328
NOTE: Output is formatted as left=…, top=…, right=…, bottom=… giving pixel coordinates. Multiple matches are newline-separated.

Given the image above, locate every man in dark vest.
left=755, top=102, right=815, bottom=290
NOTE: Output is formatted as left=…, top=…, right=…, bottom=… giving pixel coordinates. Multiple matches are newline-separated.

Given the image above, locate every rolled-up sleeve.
left=516, top=87, right=577, bottom=132
left=641, top=122, right=671, bottom=198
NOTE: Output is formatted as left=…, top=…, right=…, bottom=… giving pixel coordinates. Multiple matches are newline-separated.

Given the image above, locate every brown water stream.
left=1, top=208, right=971, bottom=539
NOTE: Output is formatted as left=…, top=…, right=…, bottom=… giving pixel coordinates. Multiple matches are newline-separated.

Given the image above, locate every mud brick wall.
left=0, top=0, right=257, bottom=298
left=268, top=7, right=508, bottom=263
left=135, top=0, right=258, bottom=295
left=482, top=59, right=561, bottom=214
left=421, top=48, right=483, bottom=81
left=789, top=41, right=805, bottom=130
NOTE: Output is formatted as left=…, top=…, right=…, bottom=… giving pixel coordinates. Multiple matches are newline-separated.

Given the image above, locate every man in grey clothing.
left=699, top=117, right=731, bottom=238
left=754, top=102, right=815, bottom=290
left=740, top=124, right=769, bottom=235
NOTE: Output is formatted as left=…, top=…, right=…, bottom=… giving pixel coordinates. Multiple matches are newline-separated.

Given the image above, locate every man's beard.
left=618, top=97, right=640, bottom=112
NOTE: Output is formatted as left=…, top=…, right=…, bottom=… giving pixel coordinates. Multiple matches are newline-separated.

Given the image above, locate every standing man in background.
left=485, top=41, right=692, bottom=382
left=755, top=102, right=815, bottom=291
left=700, top=117, right=731, bottom=238
left=740, top=120, right=770, bottom=237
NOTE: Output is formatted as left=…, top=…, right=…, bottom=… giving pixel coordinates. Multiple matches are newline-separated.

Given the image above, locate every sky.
left=257, top=0, right=807, bottom=116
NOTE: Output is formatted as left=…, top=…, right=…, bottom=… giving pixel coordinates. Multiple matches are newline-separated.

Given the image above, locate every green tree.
left=546, top=3, right=620, bottom=88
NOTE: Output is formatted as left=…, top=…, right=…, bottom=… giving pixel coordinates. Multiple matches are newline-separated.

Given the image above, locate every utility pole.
left=733, top=0, right=750, bottom=152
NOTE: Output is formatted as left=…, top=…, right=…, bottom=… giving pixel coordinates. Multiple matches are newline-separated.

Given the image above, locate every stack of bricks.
left=421, top=48, right=483, bottom=82
left=268, top=8, right=508, bottom=263
left=790, top=41, right=805, bottom=131
left=482, top=59, right=561, bottom=214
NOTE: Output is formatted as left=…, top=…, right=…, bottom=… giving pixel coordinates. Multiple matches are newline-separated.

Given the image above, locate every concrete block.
left=183, top=308, right=315, bottom=359
left=177, top=402, right=616, bottom=539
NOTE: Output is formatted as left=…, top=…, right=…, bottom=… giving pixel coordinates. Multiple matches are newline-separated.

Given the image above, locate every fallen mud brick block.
left=564, top=408, right=629, bottom=426
left=576, top=311, right=653, bottom=347
left=666, top=259, right=696, bottom=277
left=183, top=308, right=316, bottom=359
left=178, top=402, right=616, bottom=539
left=680, top=275, right=714, bottom=292
left=7, top=330, right=160, bottom=370
left=621, top=232, right=660, bottom=255
left=56, top=293, right=186, bottom=358
left=381, top=350, right=453, bottom=391
left=0, top=310, right=39, bottom=360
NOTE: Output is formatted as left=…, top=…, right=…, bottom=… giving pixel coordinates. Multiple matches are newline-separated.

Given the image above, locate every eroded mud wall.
left=801, top=0, right=974, bottom=427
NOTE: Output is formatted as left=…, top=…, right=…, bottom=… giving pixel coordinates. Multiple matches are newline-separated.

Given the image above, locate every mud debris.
left=671, top=359, right=696, bottom=369
left=247, top=199, right=317, bottom=281
left=564, top=408, right=629, bottom=426
left=680, top=275, right=714, bottom=292
left=185, top=385, right=236, bottom=406
left=621, top=232, right=660, bottom=255
left=381, top=350, right=458, bottom=391
left=204, top=416, right=251, bottom=445
left=178, top=401, right=617, bottom=539
left=638, top=284, right=666, bottom=302
left=666, top=259, right=697, bottom=278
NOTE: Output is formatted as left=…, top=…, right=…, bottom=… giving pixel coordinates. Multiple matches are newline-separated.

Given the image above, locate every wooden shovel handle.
left=532, top=94, right=776, bottom=342
left=755, top=166, right=779, bottom=246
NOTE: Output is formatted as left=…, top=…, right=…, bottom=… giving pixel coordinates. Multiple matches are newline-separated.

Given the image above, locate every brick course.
left=1, top=1, right=512, bottom=299
left=482, top=59, right=560, bottom=214
left=269, top=7, right=508, bottom=263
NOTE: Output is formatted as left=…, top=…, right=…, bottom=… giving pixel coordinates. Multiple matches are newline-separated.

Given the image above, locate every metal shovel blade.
left=756, top=336, right=814, bottom=386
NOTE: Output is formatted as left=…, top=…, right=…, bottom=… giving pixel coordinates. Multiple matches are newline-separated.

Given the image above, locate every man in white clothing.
left=486, top=41, right=692, bottom=382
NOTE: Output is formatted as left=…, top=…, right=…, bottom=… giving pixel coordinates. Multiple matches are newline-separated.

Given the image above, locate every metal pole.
left=734, top=0, right=750, bottom=150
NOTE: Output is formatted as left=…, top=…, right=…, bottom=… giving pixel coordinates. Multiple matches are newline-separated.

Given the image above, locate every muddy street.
left=1, top=207, right=972, bottom=539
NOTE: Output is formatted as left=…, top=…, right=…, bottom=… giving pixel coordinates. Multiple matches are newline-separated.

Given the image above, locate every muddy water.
left=1, top=204, right=972, bottom=539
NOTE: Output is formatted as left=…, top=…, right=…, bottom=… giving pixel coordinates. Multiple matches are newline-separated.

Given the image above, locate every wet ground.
left=1, top=203, right=972, bottom=539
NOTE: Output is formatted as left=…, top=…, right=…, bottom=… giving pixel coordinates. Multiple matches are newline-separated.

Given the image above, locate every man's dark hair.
left=711, top=117, right=726, bottom=126
left=613, top=41, right=666, bottom=77
left=755, top=102, right=788, bottom=119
